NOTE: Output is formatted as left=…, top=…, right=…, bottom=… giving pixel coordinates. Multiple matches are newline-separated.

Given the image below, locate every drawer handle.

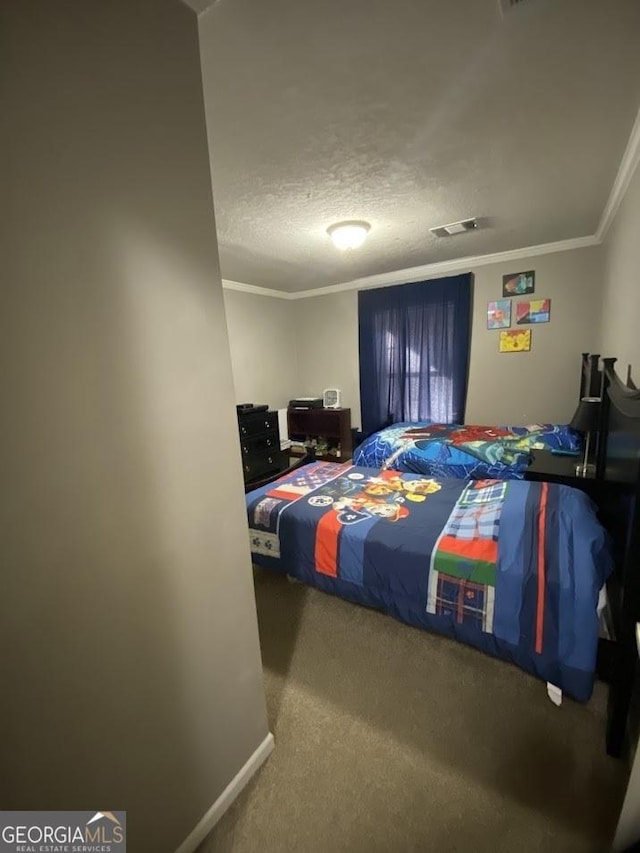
left=264, top=420, right=270, bottom=429
left=244, top=464, right=250, bottom=473
left=243, top=445, right=249, bottom=454
left=266, top=438, right=272, bottom=446
left=241, top=426, right=247, bottom=435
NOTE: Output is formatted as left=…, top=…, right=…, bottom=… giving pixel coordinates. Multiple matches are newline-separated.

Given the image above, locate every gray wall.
left=599, top=161, right=640, bottom=376
left=466, top=248, right=602, bottom=424
left=1, top=3, right=268, bottom=852
left=292, top=246, right=603, bottom=429
left=223, top=289, right=299, bottom=409
left=294, top=290, right=361, bottom=423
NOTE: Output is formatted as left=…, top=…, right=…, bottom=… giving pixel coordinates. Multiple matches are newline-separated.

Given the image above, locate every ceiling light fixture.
left=327, top=220, right=371, bottom=250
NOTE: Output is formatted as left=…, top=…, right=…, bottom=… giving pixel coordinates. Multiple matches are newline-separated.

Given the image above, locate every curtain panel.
left=358, top=274, right=472, bottom=436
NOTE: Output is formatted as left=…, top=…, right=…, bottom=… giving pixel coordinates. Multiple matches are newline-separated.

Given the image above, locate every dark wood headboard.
left=597, top=358, right=638, bottom=481
left=597, top=360, right=640, bottom=755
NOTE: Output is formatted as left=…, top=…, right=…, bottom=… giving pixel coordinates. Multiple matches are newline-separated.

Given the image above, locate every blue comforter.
left=353, top=421, right=581, bottom=479
left=246, top=461, right=611, bottom=701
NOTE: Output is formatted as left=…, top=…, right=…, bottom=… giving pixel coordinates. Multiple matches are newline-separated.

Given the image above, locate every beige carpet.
left=200, top=569, right=626, bottom=853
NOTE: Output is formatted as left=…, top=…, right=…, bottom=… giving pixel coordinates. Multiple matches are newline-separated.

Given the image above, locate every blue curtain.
left=358, top=274, right=472, bottom=435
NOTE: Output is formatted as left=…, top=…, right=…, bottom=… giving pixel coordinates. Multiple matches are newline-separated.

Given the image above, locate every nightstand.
left=525, top=449, right=596, bottom=493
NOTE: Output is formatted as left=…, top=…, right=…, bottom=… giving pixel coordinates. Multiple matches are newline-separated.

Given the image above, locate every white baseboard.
left=174, top=731, right=275, bottom=853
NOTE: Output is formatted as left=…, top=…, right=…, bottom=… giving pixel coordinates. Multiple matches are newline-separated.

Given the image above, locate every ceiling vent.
left=499, top=0, right=532, bottom=16
left=430, top=218, right=479, bottom=239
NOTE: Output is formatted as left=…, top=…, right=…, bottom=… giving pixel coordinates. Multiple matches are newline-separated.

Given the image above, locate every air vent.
left=430, top=218, right=479, bottom=239
left=499, top=0, right=532, bottom=16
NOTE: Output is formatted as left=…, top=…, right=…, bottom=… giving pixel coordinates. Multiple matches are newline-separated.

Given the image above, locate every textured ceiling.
left=199, top=0, right=640, bottom=293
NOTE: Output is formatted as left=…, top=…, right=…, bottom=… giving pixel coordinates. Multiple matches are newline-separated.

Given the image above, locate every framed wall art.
left=499, top=329, right=531, bottom=353
left=487, top=299, right=512, bottom=329
left=516, top=299, right=550, bottom=324
left=502, top=270, right=535, bottom=298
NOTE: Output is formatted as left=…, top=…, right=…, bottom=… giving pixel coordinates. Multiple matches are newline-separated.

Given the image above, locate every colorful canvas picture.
left=487, top=300, right=511, bottom=329
left=502, top=270, right=535, bottom=297
left=499, top=329, right=531, bottom=353
left=516, top=299, right=550, bottom=324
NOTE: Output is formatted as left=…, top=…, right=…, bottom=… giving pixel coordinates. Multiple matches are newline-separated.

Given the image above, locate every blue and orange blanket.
left=353, top=421, right=581, bottom=479
left=246, top=462, right=611, bottom=701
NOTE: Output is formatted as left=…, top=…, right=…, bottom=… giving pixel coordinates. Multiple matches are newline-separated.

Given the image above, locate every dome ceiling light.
left=327, top=220, right=371, bottom=250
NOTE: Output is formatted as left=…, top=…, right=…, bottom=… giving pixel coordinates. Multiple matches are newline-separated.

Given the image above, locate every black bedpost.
left=596, top=359, right=616, bottom=481
left=580, top=353, right=589, bottom=401
left=589, top=354, right=601, bottom=397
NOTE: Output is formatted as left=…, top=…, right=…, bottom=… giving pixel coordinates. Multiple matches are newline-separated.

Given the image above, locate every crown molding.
left=222, top=234, right=599, bottom=301
left=221, top=279, right=293, bottom=299
left=180, top=0, right=219, bottom=15
left=596, top=105, right=640, bottom=243
left=286, top=235, right=599, bottom=299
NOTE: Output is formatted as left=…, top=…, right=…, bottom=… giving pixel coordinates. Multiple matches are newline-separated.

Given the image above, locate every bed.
left=245, top=354, right=640, bottom=757
left=352, top=421, right=581, bottom=479
left=246, top=460, right=612, bottom=703
left=352, top=352, right=601, bottom=479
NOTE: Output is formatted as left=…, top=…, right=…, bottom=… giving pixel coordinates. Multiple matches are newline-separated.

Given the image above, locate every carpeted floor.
left=200, top=569, right=626, bottom=853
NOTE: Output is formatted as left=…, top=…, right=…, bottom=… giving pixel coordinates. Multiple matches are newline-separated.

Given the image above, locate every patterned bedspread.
left=246, top=461, right=611, bottom=701
left=352, top=422, right=581, bottom=479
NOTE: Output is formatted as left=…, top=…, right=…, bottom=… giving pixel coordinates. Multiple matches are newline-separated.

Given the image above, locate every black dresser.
left=237, top=408, right=284, bottom=486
